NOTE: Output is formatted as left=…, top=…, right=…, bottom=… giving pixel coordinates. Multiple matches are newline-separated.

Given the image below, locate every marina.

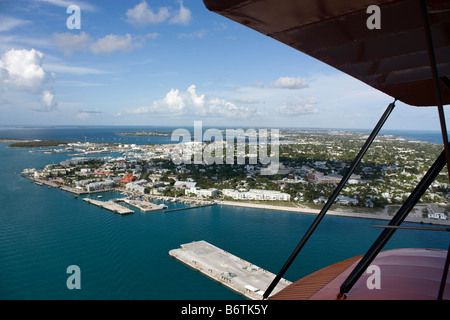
left=169, top=240, right=292, bottom=300
left=82, top=198, right=134, bottom=215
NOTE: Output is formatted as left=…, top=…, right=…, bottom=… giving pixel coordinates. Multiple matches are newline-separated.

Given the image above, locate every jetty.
left=169, top=240, right=292, bottom=300
left=83, top=198, right=134, bottom=215
left=164, top=203, right=216, bottom=213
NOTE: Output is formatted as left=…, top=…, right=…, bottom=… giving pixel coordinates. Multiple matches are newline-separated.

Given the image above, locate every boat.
left=160, top=204, right=168, bottom=209
left=202, top=0, right=450, bottom=300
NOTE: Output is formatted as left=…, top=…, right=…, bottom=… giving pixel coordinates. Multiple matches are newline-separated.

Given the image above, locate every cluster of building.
left=221, top=189, right=291, bottom=201
left=307, top=171, right=365, bottom=185
left=20, top=132, right=448, bottom=221
left=172, top=181, right=290, bottom=201
left=23, top=166, right=67, bottom=179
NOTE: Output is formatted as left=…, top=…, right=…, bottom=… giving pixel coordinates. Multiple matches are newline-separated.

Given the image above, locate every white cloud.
left=91, top=34, right=134, bottom=54
left=234, top=98, right=261, bottom=104
left=0, top=48, right=58, bottom=112
left=207, top=97, right=261, bottom=118
left=269, top=76, right=308, bottom=89
left=126, top=0, right=192, bottom=27
left=36, top=0, right=97, bottom=12
left=52, top=32, right=92, bottom=56
left=129, top=85, right=263, bottom=119
left=125, top=1, right=170, bottom=27
left=187, top=84, right=206, bottom=109
left=158, top=88, right=186, bottom=114
left=44, top=63, right=106, bottom=75
left=39, top=89, right=57, bottom=112
left=253, top=80, right=264, bottom=88
left=141, top=32, right=160, bottom=40
left=76, top=109, right=103, bottom=120
left=0, top=15, right=31, bottom=32
left=52, top=32, right=158, bottom=55
left=276, top=96, right=318, bottom=116
left=0, top=48, right=47, bottom=92
left=169, top=1, right=192, bottom=25
left=178, top=30, right=206, bottom=39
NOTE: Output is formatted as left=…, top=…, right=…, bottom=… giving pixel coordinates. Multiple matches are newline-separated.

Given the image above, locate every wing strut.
left=263, top=99, right=396, bottom=299
left=338, top=142, right=449, bottom=299
left=421, top=0, right=450, bottom=182
left=339, top=1, right=450, bottom=300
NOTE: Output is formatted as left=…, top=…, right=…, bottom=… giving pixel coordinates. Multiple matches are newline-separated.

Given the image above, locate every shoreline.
left=21, top=173, right=449, bottom=226
left=219, top=200, right=450, bottom=226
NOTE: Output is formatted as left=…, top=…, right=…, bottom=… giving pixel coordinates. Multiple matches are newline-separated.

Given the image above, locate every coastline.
left=20, top=170, right=450, bottom=226
left=219, top=200, right=450, bottom=226
left=20, top=171, right=450, bottom=226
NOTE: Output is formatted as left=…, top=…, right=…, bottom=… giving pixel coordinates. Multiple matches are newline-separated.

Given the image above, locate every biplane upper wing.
left=203, top=0, right=450, bottom=107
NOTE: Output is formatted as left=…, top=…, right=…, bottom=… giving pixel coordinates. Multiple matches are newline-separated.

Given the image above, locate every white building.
left=428, top=212, right=447, bottom=220
left=427, top=205, right=447, bottom=220
left=86, top=179, right=115, bottom=192
left=125, top=179, right=148, bottom=194
left=185, top=187, right=218, bottom=198
left=174, top=180, right=197, bottom=189
left=222, top=189, right=290, bottom=201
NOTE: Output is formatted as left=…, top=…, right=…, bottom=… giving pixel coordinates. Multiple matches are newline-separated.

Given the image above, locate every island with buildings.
left=16, top=129, right=449, bottom=224
left=116, top=131, right=171, bottom=136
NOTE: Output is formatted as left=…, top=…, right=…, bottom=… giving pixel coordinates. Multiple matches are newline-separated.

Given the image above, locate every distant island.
left=117, top=131, right=171, bottom=137
left=8, top=140, right=70, bottom=148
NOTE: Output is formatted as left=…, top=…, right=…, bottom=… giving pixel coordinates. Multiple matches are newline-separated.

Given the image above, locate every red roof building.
left=120, top=174, right=135, bottom=184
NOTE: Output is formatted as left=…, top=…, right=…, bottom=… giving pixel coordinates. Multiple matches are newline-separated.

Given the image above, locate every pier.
left=164, top=203, right=216, bottom=213
left=83, top=198, right=134, bottom=215
left=115, top=198, right=163, bottom=212
left=169, top=240, right=292, bottom=300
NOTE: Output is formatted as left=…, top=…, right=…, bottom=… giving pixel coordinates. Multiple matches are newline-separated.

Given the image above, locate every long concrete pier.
left=169, top=240, right=291, bottom=300
left=83, top=198, right=134, bottom=215
left=164, top=203, right=216, bottom=213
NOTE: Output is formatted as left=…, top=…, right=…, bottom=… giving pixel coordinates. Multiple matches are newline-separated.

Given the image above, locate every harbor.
left=82, top=198, right=134, bottom=215
left=169, top=240, right=292, bottom=300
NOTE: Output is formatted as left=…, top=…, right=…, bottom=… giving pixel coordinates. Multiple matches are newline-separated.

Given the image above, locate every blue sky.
left=0, top=0, right=448, bottom=131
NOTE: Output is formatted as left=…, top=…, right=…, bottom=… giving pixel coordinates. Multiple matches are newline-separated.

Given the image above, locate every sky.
left=0, top=0, right=448, bottom=131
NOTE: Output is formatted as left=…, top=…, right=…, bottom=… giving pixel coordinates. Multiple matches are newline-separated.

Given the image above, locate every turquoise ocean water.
left=0, top=127, right=448, bottom=300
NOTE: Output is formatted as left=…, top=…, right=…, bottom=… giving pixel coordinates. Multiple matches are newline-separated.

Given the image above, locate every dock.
left=169, top=240, right=292, bottom=300
left=83, top=198, right=134, bottom=215
left=116, top=198, right=163, bottom=212
left=164, top=203, right=216, bottom=213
